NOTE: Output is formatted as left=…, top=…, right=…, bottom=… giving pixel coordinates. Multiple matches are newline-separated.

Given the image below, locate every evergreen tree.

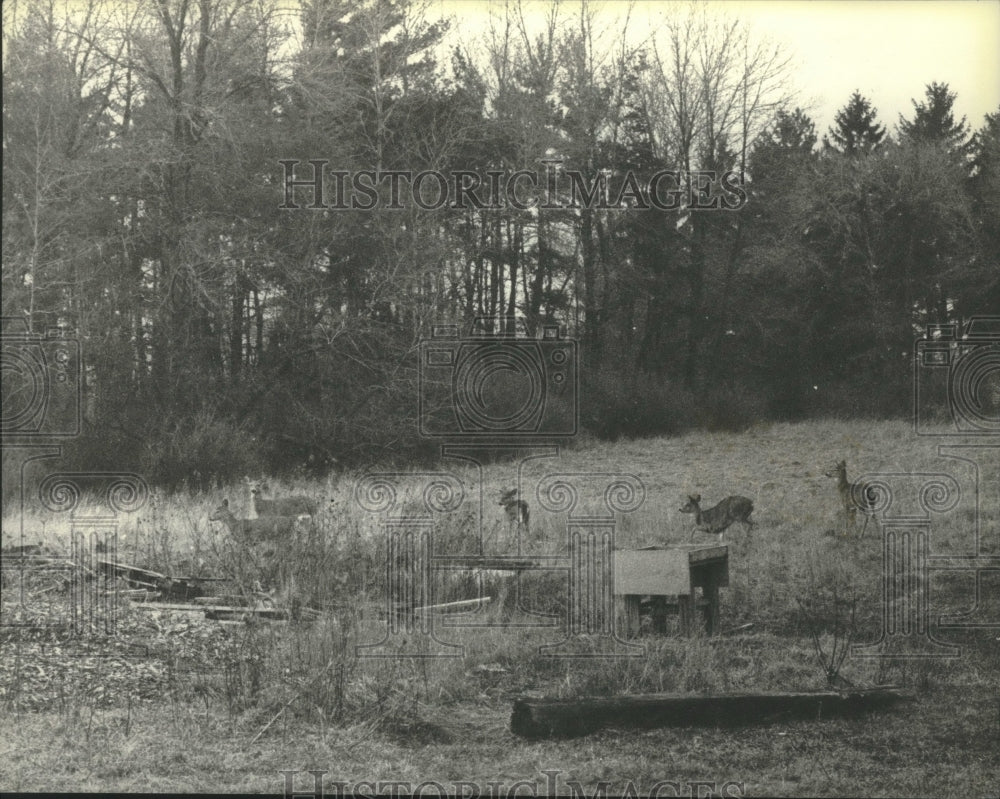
left=966, top=109, right=1000, bottom=313
left=746, top=107, right=819, bottom=238
left=826, top=91, right=886, bottom=154
left=898, top=81, right=970, bottom=154
left=762, top=107, right=818, bottom=152
left=749, top=107, right=818, bottom=198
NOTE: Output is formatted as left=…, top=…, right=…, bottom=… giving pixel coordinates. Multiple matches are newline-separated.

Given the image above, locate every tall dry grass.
left=2, top=419, right=995, bottom=730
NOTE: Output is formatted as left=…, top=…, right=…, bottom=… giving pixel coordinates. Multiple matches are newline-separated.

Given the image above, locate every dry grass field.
left=2, top=419, right=998, bottom=796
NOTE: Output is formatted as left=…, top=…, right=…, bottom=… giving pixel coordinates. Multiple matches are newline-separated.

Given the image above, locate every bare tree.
left=643, top=3, right=793, bottom=386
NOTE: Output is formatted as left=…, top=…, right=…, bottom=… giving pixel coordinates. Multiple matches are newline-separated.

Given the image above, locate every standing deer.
left=244, top=477, right=318, bottom=519
left=679, top=494, right=755, bottom=541
left=210, top=498, right=298, bottom=541
left=499, top=488, right=530, bottom=537
left=825, top=460, right=879, bottom=538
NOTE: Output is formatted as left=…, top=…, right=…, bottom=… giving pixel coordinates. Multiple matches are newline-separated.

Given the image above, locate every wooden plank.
left=97, top=558, right=167, bottom=581
left=192, top=595, right=244, bottom=605
left=413, top=597, right=493, bottom=613
left=614, top=549, right=691, bottom=596
left=678, top=594, right=693, bottom=635
left=132, top=602, right=208, bottom=612
left=133, top=601, right=268, bottom=613
left=615, top=595, right=640, bottom=639
left=434, top=557, right=548, bottom=571
left=205, top=608, right=290, bottom=621
left=703, top=578, right=721, bottom=634
left=510, top=688, right=914, bottom=739
left=102, top=589, right=159, bottom=600
left=686, top=545, right=728, bottom=565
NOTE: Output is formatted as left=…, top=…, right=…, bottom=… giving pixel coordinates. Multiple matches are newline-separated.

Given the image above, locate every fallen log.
left=510, top=688, right=914, bottom=739
left=97, top=559, right=168, bottom=588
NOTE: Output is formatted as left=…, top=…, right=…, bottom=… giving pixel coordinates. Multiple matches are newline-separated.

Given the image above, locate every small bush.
left=140, top=411, right=264, bottom=490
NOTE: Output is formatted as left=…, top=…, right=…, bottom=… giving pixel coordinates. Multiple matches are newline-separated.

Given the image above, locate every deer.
left=825, top=460, right=879, bottom=538
left=244, top=477, right=318, bottom=520
left=679, top=494, right=755, bottom=542
left=499, top=488, right=530, bottom=537
left=210, top=498, right=298, bottom=541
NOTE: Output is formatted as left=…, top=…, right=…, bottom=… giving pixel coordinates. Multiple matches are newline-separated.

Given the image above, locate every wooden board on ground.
left=510, top=688, right=914, bottom=739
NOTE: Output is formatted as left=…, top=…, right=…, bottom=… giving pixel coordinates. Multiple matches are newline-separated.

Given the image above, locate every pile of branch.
left=3, top=544, right=314, bottom=622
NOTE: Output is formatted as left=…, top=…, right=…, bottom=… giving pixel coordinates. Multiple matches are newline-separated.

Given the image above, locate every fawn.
left=825, top=460, right=879, bottom=537
left=210, top=498, right=298, bottom=541
left=244, top=477, right=318, bottom=519
left=679, top=494, right=755, bottom=541
left=499, top=488, right=530, bottom=536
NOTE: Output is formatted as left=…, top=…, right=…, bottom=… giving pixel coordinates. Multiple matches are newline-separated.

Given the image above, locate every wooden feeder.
left=613, top=545, right=729, bottom=636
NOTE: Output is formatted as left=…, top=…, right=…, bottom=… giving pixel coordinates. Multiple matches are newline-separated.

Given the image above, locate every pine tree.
left=826, top=91, right=886, bottom=154
left=750, top=107, right=818, bottom=197
left=967, top=109, right=1000, bottom=312
left=763, top=107, right=818, bottom=152
left=898, top=81, right=970, bottom=154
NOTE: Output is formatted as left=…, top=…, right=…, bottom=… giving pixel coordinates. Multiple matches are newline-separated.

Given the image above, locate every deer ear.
left=692, top=494, right=700, bottom=502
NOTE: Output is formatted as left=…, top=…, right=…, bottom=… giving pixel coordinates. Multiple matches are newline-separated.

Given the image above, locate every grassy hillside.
left=2, top=419, right=997, bottom=795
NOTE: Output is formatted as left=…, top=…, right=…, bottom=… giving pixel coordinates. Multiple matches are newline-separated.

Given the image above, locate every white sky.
left=21, top=1, right=998, bottom=135
left=440, top=0, right=1000, bottom=135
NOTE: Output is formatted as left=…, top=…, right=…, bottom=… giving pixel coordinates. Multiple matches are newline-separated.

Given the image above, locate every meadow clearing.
left=1, top=418, right=997, bottom=796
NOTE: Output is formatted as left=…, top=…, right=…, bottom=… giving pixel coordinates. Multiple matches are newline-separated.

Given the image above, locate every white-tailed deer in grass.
left=825, top=460, right=879, bottom=538
left=244, top=477, right=317, bottom=519
left=210, top=498, right=298, bottom=541
left=499, top=488, right=530, bottom=537
left=679, top=494, right=755, bottom=542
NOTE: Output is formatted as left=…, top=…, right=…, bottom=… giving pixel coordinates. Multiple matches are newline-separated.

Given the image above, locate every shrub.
left=140, top=411, right=264, bottom=490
